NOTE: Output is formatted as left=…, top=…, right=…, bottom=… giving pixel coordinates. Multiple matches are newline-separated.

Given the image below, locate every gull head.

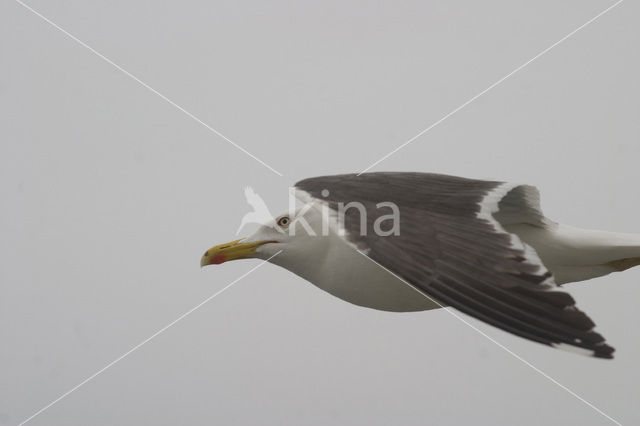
left=200, top=207, right=325, bottom=267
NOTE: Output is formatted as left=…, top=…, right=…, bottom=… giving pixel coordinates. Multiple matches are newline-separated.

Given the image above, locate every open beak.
left=200, top=238, right=274, bottom=267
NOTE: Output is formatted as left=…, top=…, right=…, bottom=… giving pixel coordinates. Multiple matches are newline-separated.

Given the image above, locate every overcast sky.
left=1, top=1, right=639, bottom=425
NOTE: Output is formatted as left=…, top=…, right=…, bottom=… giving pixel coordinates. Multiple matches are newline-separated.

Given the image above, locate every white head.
left=200, top=205, right=329, bottom=269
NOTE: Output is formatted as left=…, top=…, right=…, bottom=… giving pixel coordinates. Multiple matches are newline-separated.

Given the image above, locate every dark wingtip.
left=593, top=343, right=615, bottom=359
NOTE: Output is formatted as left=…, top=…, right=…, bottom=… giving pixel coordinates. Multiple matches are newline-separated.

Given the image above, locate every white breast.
left=313, top=232, right=441, bottom=312
left=268, top=202, right=441, bottom=312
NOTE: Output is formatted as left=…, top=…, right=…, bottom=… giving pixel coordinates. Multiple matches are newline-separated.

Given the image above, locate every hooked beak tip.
left=201, top=251, right=227, bottom=267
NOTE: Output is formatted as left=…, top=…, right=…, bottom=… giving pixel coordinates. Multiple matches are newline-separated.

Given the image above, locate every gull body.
left=201, top=173, right=639, bottom=357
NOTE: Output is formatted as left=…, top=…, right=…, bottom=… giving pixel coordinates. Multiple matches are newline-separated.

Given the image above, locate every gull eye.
left=277, top=216, right=290, bottom=227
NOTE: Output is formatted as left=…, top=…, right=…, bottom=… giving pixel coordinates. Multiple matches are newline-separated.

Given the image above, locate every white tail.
left=505, top=223, right=640, bottom=284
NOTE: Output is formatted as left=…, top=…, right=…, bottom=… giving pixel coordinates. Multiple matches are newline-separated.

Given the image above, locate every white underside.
left=269, top=220, right=441, bottom=312
left=306, top=233, right=441, bottom=312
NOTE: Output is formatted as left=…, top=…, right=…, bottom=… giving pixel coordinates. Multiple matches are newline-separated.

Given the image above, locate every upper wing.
left=295, top=172, right=615, bottom=358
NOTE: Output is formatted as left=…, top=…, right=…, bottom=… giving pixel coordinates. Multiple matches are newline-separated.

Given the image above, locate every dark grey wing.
left=295, top=172, right=615, bottom=358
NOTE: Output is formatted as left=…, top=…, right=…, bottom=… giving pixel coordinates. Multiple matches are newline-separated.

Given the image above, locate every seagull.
left=201, top=172, right=639, bottom=358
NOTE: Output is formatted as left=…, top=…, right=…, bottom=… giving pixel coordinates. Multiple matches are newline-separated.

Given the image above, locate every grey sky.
left=1, top=1, right=638, bottom=425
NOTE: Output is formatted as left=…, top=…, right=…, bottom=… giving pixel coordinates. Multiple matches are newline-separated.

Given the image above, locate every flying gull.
left=201, top=172, right=639, bottom=359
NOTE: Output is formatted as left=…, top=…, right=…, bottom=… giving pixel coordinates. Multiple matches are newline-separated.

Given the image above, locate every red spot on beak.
left=211, top=254, right=227, bottom=265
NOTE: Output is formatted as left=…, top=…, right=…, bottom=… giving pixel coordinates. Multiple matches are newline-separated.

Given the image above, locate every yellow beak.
left=200, top=238, right=275, bottom=267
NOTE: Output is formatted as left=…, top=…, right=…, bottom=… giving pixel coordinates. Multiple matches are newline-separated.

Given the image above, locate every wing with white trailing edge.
left=295, top=172, right=615, bottom=358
